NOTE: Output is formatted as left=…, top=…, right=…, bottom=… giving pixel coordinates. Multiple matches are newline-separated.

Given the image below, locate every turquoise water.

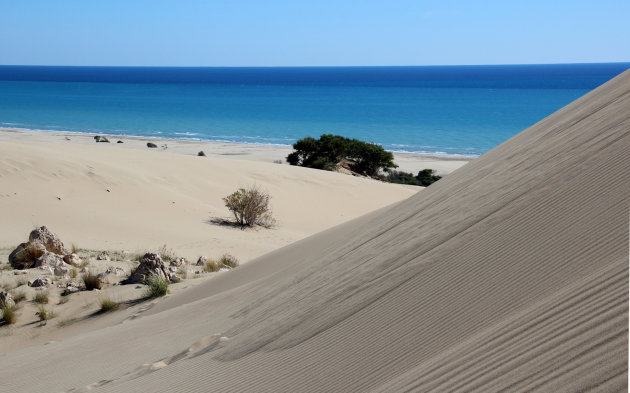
left=0, top=64, right=628, bottom=156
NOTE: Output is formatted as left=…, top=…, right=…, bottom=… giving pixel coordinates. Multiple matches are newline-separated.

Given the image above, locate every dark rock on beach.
left=147, top=142, right=158, bottom=148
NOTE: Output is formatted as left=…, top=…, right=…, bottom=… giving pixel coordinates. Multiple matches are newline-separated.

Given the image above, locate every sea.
left=0, top=63, right=628, bottom=157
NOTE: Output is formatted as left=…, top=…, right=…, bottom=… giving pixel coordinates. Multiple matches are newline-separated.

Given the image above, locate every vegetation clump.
left=144, top=274, right=168, bottom=298
left=99, top=298, right=120, bottom=312
left=37, top=305, right=54, bottom=321
left=218, top=254, right=239, bottom=269
left=223, top=186, right=274, bottom=228
left=386, top=169, right=442, bottom=187
left=82, top=272, right=102, bottom=291
left=1, top=304, right=16, bottom=324
left=33, top=292, right=49, bottom=304
left=286, top=134, right=397, bottom=177
left=204, top=259, right=220, bottom=273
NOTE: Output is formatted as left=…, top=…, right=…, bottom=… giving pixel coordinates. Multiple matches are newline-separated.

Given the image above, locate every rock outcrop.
left=29, top=278, right=52, bottom=288
left=29, top=226, right=65, bottom=255
left=34, top=252, right=65, bottom=269
left=0, top=291, right=15, bottom=308
left=9, top=241, right=46, bottom=269
left=125, top=253, right=173, bottom=284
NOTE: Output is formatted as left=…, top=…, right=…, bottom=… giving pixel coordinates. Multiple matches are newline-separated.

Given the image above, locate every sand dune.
left=0, top=137, right=417, bottom=261
left=0, top=69, right=628, bottom=392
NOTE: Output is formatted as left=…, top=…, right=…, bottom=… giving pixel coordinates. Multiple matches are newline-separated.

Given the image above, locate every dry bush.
left=37, top=305, right=54, bottom=321
left=99, top=298, right=120, bottom=312
left=203, top=259, right=220, bottom=272
left=218, top=254, right=239, bottom=269
left=223, top=185, right=275, bottom=228
left=1, top=305, right=16, bottom=324
left=33, top=292, right=49, bottom=304
left=82, top=272, right=102, bottom=291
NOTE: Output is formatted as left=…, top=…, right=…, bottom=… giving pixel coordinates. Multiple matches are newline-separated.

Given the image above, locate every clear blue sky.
left=1, top=0, right=628, bottom=66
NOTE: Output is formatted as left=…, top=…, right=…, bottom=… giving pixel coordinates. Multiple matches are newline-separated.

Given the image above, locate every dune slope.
left=0, top=70, right=628, bottom=392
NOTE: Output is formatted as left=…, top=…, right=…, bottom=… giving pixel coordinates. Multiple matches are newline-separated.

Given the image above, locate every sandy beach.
left=0, top=69, right=628, bottom=392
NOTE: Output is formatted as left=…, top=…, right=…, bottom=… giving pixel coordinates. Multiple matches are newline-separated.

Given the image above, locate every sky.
left=1, top=0, right=629, bottom=67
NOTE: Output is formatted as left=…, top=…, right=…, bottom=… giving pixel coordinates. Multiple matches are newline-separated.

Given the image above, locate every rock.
left=147, top=142, right=158, bottom=148
left=94, top=136, right=110, bottom=143
left=117, top=140, right=124, bottom=143
left=96, top=251, right=110, bottom=261
left=0, top=291, right=15, bottom=308
left=29, top=226, right=65, bottom=255
left=62, top=286, right=79, bottom=295
left=54, top=266, right=70, bottom=277
left=196, top=256, right=207, bottom=266
left=9, top=241, right=46, bottom=269
left=124, top=253, right=173, bottom=284
left=63, top=253, right=82, bottom=267
left=170, top=257, right=187, bottom=267
left=30, top=278, right=51, bottom=287
left=168, top=267, right=177, bottom=273
left=34, top=252, right=66, bottom=268
left=197, top=151, right=206, bottom=157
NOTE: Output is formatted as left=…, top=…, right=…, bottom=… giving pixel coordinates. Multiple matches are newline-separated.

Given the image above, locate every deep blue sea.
left=0, top=63, right=628, bottom=156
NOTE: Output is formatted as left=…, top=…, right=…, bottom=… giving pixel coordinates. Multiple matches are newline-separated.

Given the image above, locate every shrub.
left=33, top=292, right=49, bottom=304
left=287, top=134, right=397, bottom=177
left=415, top=169, right=442, bottom=187
left=386, top=169, right=442, bottom=187
left=1, top=305, right=16, bottom=324
left=223, top=186, right=274, bottom=228
left=99, top=298, right=120, bottom=312
left=70, top=267, right=78, bottom=279
left=71, top=243, right=78, bottom=254
left=218, top=254, right=239, bottom=269
left=82, top=272, right=102, bottom=291
left=204, top=259, right=220, bottom=273
left=37, top=305, right=54, bottom=321
left=144, top=274, right=168, bottom=298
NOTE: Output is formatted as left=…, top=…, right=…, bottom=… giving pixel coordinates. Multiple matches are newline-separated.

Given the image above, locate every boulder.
left=29, top=278, right=51, bottom=288
left=0, top=291, right=15, bottom=308
left=63, top=253, right=82, bottom=267
left=96, top=251, right=110, bottom=261
left=170, top=257, right=187, bottom=267
left=124, top=253, right=173, bottom=284
left=94, top=136, right=110, bottom=143
left=117, top=140, right=124, bottom=143
left=34, top=252, right=66, bottom=268
left=9, top=241, right=46, bottom=269
left=29, top=226, right=65, bottom=255
left=197, top=151, right=206, bottom=157
left=147, top=142, right=158, bottom=148
left=196, top=256, right=207, bottom=266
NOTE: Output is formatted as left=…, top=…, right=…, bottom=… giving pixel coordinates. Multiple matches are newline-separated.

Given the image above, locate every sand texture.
left=0, top=69, right=628, bottom=392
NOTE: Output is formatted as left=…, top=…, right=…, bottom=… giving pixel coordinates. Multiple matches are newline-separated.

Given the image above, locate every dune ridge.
left=0, top=69, right=628, bottom=392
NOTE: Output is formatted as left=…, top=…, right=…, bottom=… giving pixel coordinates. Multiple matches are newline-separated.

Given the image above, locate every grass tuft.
left=33, top=292, right=49, bottom=304
left=218, top=254, right=239, bottom=269
left=144, top=274, right=168, bottom=298
left=82, top=272, right=102, bottom=291
left=99, top=298, right=120, bottom=312
left=204, top=259, right=220, bottom=272
left=37, top=305, right=54, bottom=321
left=1, top=304, right=16, bottom=324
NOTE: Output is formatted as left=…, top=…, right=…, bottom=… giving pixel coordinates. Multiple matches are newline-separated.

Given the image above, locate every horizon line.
left=1, top=61, right=629, bottom=69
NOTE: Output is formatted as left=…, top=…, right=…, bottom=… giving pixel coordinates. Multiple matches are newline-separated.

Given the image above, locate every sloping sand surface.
left=0, top=138, right=417, bottom=261
left=0, top=70, right=628, bottom=392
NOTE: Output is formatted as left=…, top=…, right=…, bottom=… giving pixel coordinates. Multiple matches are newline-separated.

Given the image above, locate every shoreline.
left=0, top=127, right=473, bottom=175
